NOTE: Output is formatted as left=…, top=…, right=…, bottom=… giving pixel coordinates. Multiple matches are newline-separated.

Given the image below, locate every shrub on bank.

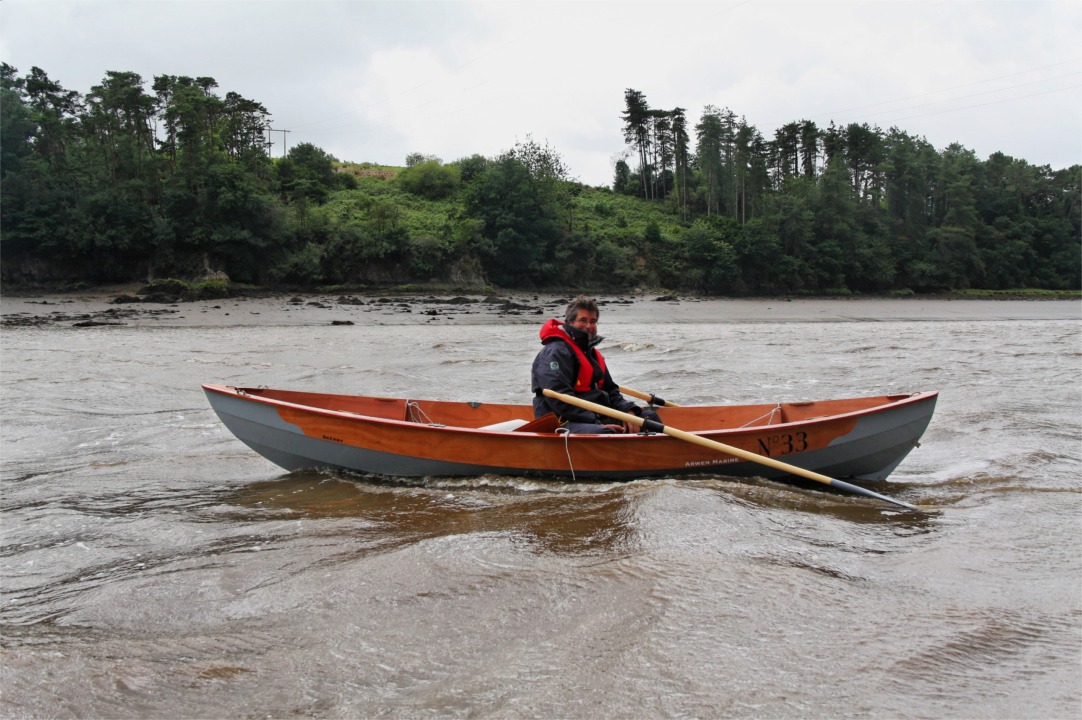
left=187, top=280, right=231, bottom=300
left=135, top=278, right=233, bottom=301
left=139, top=278, right=190, bottom=297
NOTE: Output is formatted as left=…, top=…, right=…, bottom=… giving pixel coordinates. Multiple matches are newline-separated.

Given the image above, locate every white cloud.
left=2, top=0, right=1078, bottom=184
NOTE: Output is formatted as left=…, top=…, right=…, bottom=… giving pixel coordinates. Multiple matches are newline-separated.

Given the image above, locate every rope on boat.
left=556, top=427, right=576, bottom=482
left=228, top=385, right=266, bottom=397
left=740, top=403, right=783, bottom=428
left=405, top=401, right=444, bottom=427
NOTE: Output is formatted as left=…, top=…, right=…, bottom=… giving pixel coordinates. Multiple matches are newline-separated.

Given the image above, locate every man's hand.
left=629, top=406, right=661, bottom=425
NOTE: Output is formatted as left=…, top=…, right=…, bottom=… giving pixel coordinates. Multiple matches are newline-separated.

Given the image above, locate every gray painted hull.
left=204, top=386, right=937, bottom=483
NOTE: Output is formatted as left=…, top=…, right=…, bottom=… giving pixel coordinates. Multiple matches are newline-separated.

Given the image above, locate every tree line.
left=617, top=89, right=1080, bottom=293
left=1, top=66, right=1078, bottom=295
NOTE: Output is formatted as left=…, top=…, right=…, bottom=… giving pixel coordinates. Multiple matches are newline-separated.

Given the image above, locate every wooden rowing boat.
left=202, top=384, right=937, bottom=483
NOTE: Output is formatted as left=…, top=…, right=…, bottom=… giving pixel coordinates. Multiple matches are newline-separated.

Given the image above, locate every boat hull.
left=203, top=385, right=937, bottom=483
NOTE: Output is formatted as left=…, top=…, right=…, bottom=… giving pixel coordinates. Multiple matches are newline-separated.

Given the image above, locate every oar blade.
left=827, top=478, right=918, bottom=511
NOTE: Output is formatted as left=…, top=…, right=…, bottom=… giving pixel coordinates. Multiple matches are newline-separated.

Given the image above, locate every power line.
left=824, top=73, right=1082, bottom=125
left=886, top=83, right=1081, bottom=124
left=808, top=58, right=1082, bottom=119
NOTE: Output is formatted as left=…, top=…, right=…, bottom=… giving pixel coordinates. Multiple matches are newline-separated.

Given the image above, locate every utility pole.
left=268, top=127, right=291, bottom=157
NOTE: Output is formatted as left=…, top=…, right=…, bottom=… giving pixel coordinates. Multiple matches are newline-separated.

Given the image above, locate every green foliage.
left=277, top=143, right=338, bottom=204
left=450, top=154, right=488, bottom=183
left=612, top=160, right=633, bottom=195
left=396, top=160, right=460, bottom=199
left=140, top=278, right=189, bottom=295
left=405, top=152, right=441, bottom=167
left=134, top=277, right=234, bottom=299
left=407, top=234, right=451, bottom=278
left=951, top=288, right=1081, bottom=299
left=188, top=279, right=232, bottom=299
left=1, top=63, right=1078, bottom=296
left=268, top=242, right=326, bottom=285
left=593, top=238, right=641, bottom=288
left=461, top=151, right=564, bottom=286
left=682, top=219, right=739, bottom=294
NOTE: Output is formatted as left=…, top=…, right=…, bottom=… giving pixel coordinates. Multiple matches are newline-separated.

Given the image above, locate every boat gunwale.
left=201, top=384, right=939, bottom=440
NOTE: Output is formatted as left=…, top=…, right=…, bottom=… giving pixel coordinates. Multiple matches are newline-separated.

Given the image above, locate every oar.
left=543, top=389, right=918, bottom=511
left=618, top=386, right=682, bottom=407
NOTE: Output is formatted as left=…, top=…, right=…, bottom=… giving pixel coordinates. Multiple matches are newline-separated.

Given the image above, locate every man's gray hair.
left=564, top=295, right=599, bottom=324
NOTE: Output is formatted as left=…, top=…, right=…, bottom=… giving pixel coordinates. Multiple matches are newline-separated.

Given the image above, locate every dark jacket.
left=531, top=318, right=639, bottom=430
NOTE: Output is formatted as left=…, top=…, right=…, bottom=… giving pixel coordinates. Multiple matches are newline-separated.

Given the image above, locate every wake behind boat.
left=202, top=385, right=937, bottom=485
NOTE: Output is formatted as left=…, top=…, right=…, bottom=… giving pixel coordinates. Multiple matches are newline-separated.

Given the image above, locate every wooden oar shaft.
left=618, top=386, right=681, bottom=407
left=551, top=389, right=830, bottom=478
left=543, top=389, right=917, bottom=510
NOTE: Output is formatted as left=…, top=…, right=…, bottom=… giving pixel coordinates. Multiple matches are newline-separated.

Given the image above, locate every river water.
left=1, top=296, right=1080, bottom=718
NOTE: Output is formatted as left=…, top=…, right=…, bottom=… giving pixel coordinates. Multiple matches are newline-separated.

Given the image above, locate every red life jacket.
left=539, top=318, right=608, bottom=392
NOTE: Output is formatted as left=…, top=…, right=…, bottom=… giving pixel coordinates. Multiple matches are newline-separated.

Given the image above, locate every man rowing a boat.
left=531, top=295, right=660, bottom=433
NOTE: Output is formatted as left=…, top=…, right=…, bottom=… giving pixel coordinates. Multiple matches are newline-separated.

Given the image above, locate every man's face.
left=571, top=309, right=599, bottom=338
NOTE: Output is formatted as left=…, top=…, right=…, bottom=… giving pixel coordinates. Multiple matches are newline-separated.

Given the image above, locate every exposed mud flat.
left=3, top=290, right=1078, bottom=329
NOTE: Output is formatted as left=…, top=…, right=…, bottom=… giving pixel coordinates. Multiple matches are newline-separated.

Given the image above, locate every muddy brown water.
left=1, top=295, right=1079, bottom=718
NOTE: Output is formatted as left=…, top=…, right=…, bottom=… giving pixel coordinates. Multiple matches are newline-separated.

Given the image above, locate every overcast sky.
left=2, top=0, right=1079, bottom=186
